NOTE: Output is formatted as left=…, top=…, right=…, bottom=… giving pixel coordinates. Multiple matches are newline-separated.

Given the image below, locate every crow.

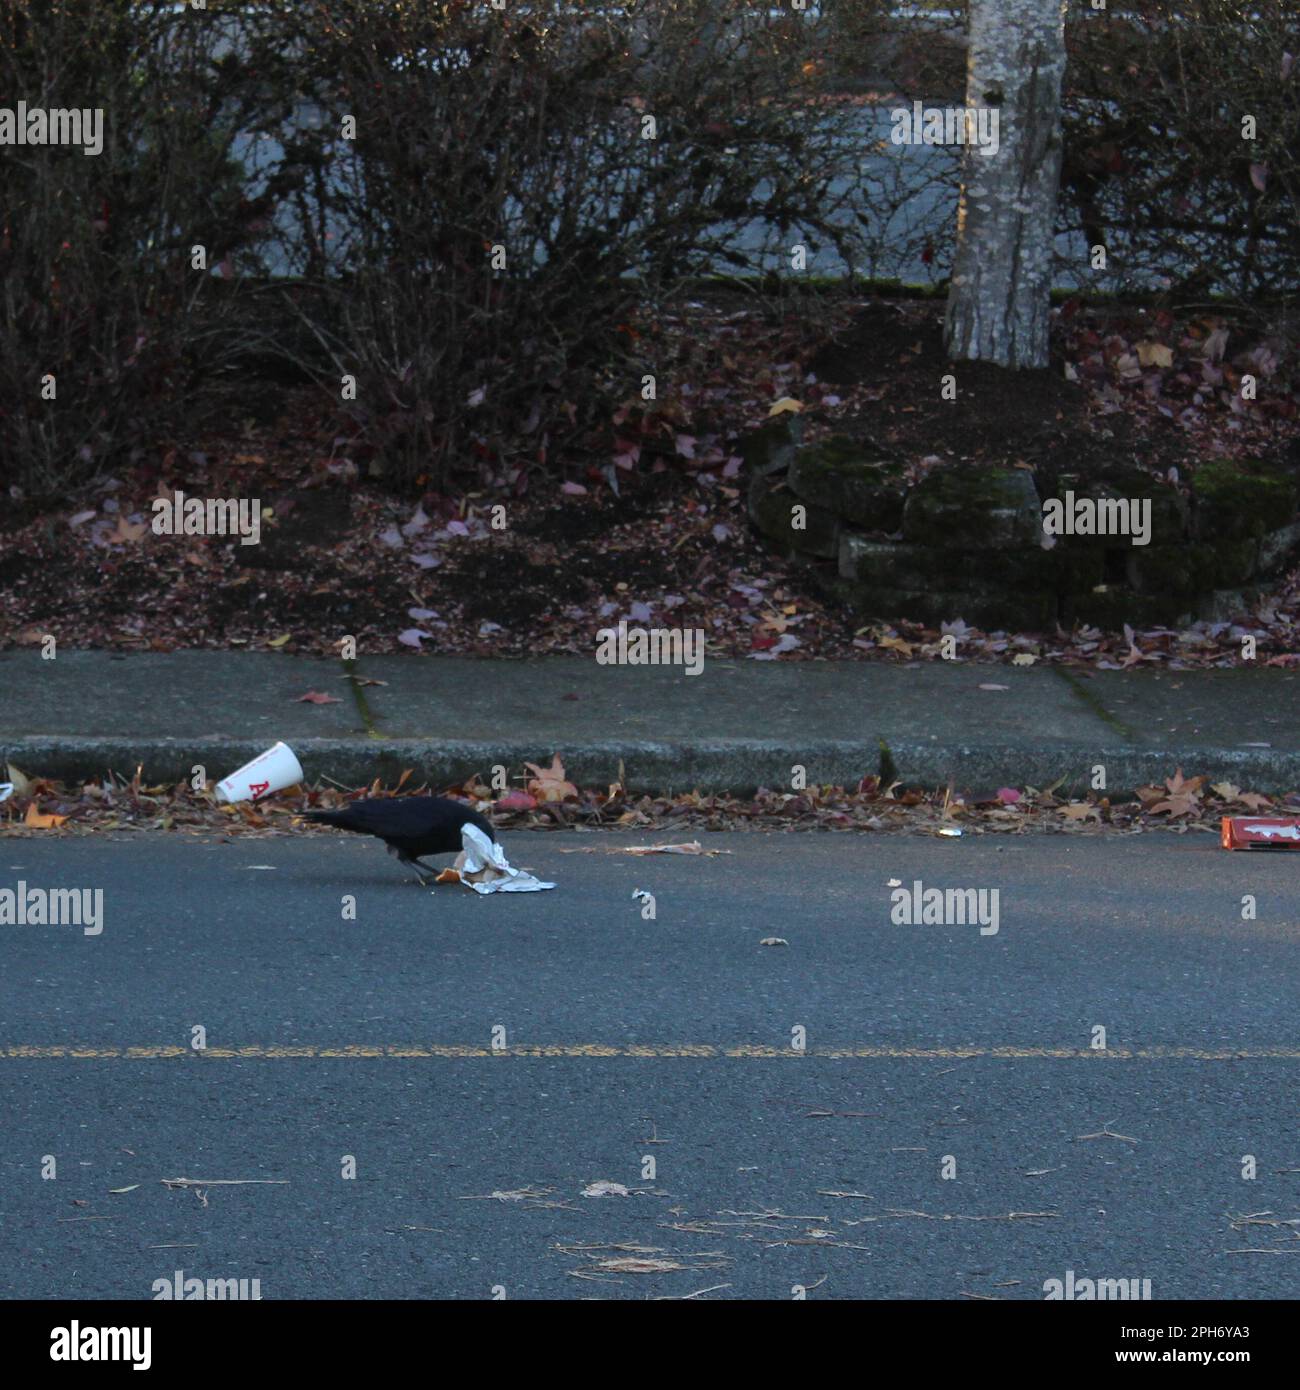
left=302, top=796, right=495, bottom=885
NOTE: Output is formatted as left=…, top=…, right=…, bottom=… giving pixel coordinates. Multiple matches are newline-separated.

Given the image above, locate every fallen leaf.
left=524, top=754, right=578, bottom=803
left=294, top=691, right=342, bottom=704
left=106, top=515, right=148, bottom=544
left=767, top=397, right=803, bottom=416
left=25, top=804, right=68, bottom=829
left=1135, top=341, right=1174, bottom=369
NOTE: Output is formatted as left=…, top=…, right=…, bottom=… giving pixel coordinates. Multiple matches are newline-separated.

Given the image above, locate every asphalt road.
left=1, top=828, right=1297, bottom=1301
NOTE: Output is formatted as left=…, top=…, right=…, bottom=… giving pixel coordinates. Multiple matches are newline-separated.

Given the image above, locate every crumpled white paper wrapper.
left=438, top=823, right=556, bottom=894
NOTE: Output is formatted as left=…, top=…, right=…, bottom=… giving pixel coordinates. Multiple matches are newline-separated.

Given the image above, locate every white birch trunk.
left=943, top=0, right=1069, bottom=369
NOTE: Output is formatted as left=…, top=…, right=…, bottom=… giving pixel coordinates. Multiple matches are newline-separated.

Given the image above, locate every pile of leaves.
left=2, top=293, right=1297, bottom=666
left=3, top=758, right=1297, bottom=843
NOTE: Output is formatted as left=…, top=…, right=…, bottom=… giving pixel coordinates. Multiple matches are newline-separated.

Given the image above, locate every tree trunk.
left=943, top=0, right=1068, bottom=370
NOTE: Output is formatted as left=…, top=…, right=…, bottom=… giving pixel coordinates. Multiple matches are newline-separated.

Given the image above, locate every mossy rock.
left=839, top=535, right=1060, bottom=592
left=1259, top=520, right=1300, bottom=574
left=748, top=473, right=839, bottom=559
left=1056, top=546, right=1106, bottom=595
left=739, top=415, right=803, bottom=478
left=1194, top=458, right=1299, bottom=542
left=902, top=466, right=1041, bottom=549
left=1124, top=544, right=1218, bottom=598
left=1070, top=585, right=1192, bottom=629
left=788, top=435, right=907, bottom=531
left=1194, top=585, right=1272, bottom=624
left=829, top=577, right=1056, bottom=631
left=1048, top=468, right=1188, bottom=547
left=1202, top=536, right=1260, bottom=587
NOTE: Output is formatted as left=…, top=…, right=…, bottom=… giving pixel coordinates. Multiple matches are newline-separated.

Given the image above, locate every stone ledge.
left=745, top=429, right=1300, bottom=628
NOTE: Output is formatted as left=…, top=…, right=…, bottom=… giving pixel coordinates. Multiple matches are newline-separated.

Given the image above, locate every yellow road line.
left=3, top=1044, right=1300, bottom=1060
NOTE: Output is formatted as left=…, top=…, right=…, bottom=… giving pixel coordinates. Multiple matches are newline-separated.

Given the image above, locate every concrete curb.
left=5, top=735, right=1299, bottom=798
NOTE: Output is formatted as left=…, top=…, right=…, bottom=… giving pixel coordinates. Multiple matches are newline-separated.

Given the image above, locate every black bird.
left=302, top=796, right=495, bottom=885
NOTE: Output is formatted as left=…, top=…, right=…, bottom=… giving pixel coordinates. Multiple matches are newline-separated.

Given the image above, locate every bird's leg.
left=410, top=856, right=441, bottom=884
left=395, top=851, right=436, bottom=887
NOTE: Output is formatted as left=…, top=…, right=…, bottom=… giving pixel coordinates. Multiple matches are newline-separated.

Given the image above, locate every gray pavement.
left=1, top=831, right=1297, bottom=1300
left=1, top=651, right=1299, bottom=795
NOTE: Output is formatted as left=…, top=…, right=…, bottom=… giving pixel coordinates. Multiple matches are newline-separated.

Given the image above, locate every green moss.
left=842, top=536, right=1058, bottom=591
left=740, top=416, right=803, bottom=477
left=1050, top=468, right=1188, bottom=545
left=1202, top=536, right=1260, bottom=586
left=831, top=578, right=1056, bottom=630
left=1070, top=585, right=1191, bottom=629
left=1124, top=544, right=1216, bottom=597
left=1056, top=547, right=1105, bottom=594
left=788, top=435, right=907, bottom=530
left=902, top=467, right=1041, bottom=548
left=748, top=475, right=839, bottom=558
left=1194, top=458, right=1298, bottom=541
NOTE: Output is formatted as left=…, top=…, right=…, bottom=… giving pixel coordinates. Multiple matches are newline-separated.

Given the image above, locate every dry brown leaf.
left=1135, top=340, right=1174, bottom=369
left=878, top=635, right=913, bottom=657
left=524, top=754, right=578, bottom=802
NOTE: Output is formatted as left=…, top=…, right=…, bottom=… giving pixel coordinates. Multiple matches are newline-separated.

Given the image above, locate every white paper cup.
left=214, top=742, right=304, bottom=804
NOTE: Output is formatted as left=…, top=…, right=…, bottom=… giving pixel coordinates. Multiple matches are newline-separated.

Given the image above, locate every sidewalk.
left=1, top=651, right=1297, bottom=795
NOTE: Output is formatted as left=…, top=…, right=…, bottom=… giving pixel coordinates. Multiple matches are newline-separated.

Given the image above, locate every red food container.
left=1221, top=817, right=1300, bottom=850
